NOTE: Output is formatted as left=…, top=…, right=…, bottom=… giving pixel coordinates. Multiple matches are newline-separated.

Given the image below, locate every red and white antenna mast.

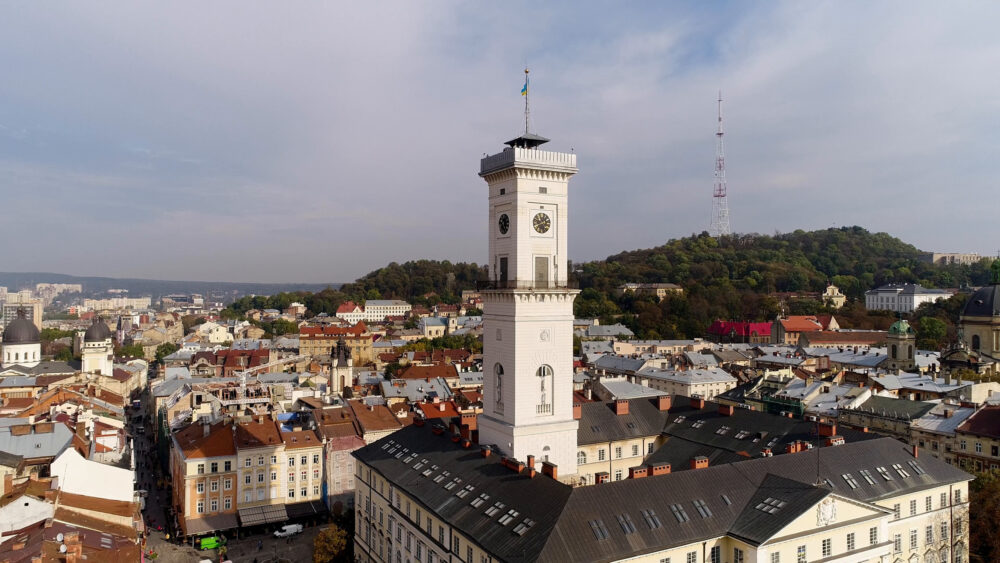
left=710, top=91, right=732, bottom=237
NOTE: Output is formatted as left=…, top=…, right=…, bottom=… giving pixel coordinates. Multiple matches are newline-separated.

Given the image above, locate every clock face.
left=498, top=214, right=510, bottom=235
left=532, top=212, right=551, bottom=234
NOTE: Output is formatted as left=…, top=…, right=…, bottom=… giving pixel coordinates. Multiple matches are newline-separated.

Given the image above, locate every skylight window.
left=907, top=460, right=926, bottom=475
left=691, top=420, right=705, bottom=429
left=692, top=499, right=712, bottom=518
left=754, top=497, right=788, bottom=514
left=640, top=509, right=661, bottom=529
left=470, top=493, right=489, bottom=508
left=669, top=503, right=690, bottom=523
left=413, top=459, right=427, bottom=470
left=513, top=518, right=536, bottom=536
left=842, top=473, right=859, bottom=489
left=498, top=509, right=520, bottom=526
left=422, top=468, right=434, bottom=477
left=381, top=443, right=391, bottom=450
left=626, top=422, right=636, bottom=430
left=403, top=455, right=415, bottom=463
left=455, top=484, right=475, bottom=498
left=859, top=469, right=876, bottom=485
left=485, top=502, right=505, bottom=517
left=433, top=471, right=450, bottom=484
left=891, top=463, right=911, bottom=478
left=674, top=416, right=686, bottom=423
left=591, top=425, right=601, bottom=433
left=616, top=514, right=637, bottom=534
left=720, top=494, right=732, bottom=506
left=715, top=426, right=731, bottom=435
left=875, top=466, right=893, bottom=481
left=734, top=430, right=750, bottom=440
left=589, top=519, right=610, bottom=540
left=394, top=451, right=404, bottom=459
left=444, top=478, right=462, bottom=490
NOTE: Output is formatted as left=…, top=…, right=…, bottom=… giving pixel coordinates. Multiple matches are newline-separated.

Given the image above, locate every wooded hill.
left=223, top=227, right=991, bottom=344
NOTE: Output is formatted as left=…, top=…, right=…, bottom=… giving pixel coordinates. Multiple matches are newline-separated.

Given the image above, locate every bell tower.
left=477, top=128, right=580, bottom=476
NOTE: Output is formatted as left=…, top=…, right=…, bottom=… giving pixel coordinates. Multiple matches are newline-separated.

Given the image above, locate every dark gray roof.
left=357, top=424, right=970, bottom=563
left=84, top=318, right=112, bottom=342
left=505, top=133, right=550, bottom=148
left=962, top=283, right=1000, bottom=317
left=539, top=439, right=969, bottom=563
left=845, top=395, right=936, bottom=421
left=577, top=398, right=671, bottom=445
left=2, top=313, right=39, bottom=344
left=353, top=425, right=572, bottom=563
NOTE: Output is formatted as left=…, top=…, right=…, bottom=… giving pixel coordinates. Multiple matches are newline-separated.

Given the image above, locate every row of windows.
left=582, top=442, right=655, bottom=464
left=197, top=454, right=321, bottom=475
left=892, top=491, right=962, bottom=519
left=195, top=479, right=232, bottom=493
left=196, top=497, right=232, bottom=513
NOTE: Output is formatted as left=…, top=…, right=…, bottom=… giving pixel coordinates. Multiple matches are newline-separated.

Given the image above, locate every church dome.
left=3, top=310, right=40, bottom=344
left=888, top=319, right=915, bottom=336
left=84, top=318, right=112, bottom=343
left=963, top=261, right=1000, bottom=318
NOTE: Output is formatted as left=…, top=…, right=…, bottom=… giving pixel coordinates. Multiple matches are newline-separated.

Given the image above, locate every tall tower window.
left=972, top=335, right=981, bottom=350
left=494, top=364, right=504, bottom=413
left=536, top=365, right=553, bottom=415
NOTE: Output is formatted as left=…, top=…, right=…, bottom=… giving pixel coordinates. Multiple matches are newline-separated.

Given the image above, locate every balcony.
left=536, top=404, right=552, bottom=415
left=476, top=280, right=578, bottom=291
left=480, top=147, right=578, bottom=176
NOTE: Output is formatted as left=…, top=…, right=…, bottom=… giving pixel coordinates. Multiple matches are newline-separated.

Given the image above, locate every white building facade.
left=865, top=283, right=953, bottom=313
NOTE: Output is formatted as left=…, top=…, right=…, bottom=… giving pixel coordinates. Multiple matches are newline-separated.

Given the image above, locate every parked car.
left=273, top=524, right=304, bottom=538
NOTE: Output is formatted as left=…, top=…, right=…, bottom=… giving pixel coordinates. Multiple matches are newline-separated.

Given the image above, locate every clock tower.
left=477, top=131, right=580, bottom=476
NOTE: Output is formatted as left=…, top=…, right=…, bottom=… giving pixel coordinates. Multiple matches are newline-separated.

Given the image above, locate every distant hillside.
left=225, top=227, right=991, bottom=341
left=0, top=272, right=340, bottom=303
left=573, top=226, right=992, bottom=339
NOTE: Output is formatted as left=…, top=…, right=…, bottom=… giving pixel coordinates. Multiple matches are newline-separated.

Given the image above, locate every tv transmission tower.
left=710, top=92, right=731, bottom=237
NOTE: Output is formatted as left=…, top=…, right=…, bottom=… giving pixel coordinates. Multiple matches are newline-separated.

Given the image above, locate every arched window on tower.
left=577, top=451, right=586, bottom=465
left=908, top=345, right=913, bottom=360
left=892, top=344, right=898, bottom=359
left=973, top=335, right=981, bottom=351
left=494, top=363, right=504, bottom=412
left=536, top=365, right=553, bottom=415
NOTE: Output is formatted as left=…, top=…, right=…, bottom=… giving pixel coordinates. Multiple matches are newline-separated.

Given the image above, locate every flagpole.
left=524, top=68, right=530, bottom=135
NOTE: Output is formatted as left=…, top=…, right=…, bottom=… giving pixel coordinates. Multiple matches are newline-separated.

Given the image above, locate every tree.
left=384, top=362, right=402, bottom=380
left=970, top=469, right=1000, bottom=562
left=155, top=342, right=179, bottom=363
left=40, top=328, right=75, bottom=342
left=53, top=346, right=74, bottom=362
left=116, top=344, right=145, bottom=358
left=313, top=524, right=349, bottom=563
left=917, top=317, right=948, bottom=350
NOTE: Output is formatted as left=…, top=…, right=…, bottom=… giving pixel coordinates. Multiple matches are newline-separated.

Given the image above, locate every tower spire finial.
left=523, top=68, right=530, bottom=135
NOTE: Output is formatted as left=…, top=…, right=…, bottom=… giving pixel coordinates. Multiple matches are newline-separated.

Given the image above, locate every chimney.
left=825, top=436, right=845, bottom=447
left=481, top=445, right=492, bottom=458
left=573, top=403, right=582, bottom=420
left=656, top=395, right=672, bottom=411
left=595, top=471, right=609, bottom=484
left=718, top=404, right=735, bottom=417
left=649, top=463, right=671, bottom=476
left=615, top=400, right=629, bottom=416
left=690, top=456, right=709, bottom=470
left=629, top=466, right=648, bottom=479
left=912, top=445, right=919, bottom=459
left=944, top=409, right=953, bottom=419
left=690, top=396, right=705, bottom=410
left=818, top=422, right=837, bottom=437
left=526, top=455, right=535, bottom=470
left=541, top=461, right=558, bottom=480
left=203, top=422, right=211, bottom=438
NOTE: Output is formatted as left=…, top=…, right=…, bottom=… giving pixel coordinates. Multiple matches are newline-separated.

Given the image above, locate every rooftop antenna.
left=522, top=68, right=530, bottom=135
left=710, top=91, right=732, bottom=237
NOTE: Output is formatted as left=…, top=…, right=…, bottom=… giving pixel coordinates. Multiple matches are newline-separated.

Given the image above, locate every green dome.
left=888, top=319, right=916, bottom=336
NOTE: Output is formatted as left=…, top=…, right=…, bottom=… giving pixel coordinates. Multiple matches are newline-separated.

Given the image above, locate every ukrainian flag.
left=521, top=77, right=528, bottom=96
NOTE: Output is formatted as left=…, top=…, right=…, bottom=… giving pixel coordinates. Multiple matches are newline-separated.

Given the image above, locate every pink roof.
left=708, top=320, right=773, bottom=337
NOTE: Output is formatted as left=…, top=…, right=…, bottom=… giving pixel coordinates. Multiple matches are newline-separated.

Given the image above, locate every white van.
left=273, top=524, right=304, bottom=538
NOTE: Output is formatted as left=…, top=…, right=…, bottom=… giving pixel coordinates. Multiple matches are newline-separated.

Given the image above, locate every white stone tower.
left=477, top=130, right=580, bottom=476
left=81, top=317, right=114, bottom=376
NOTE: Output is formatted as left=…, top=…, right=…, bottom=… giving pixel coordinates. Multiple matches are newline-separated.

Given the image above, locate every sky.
left=2, top=2, right=999, bottom=283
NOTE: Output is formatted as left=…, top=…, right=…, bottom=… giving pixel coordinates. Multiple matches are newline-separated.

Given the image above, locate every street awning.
left=183, top=513, right=238, bottom=536
left=285, top=500, right=328, bottom=520
left=238, top=504, right=288, bottom=527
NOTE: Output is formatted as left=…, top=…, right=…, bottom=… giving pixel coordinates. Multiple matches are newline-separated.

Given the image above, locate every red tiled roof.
left=958, top=405, right=1000, bottom=439
left=235, top=419, right=282, bottom=449
left=779, top=316, right=823, bottom=332
left=802, top=331, right=886, bottom=345
left=397, top=364, right=458, bottom=380
left=174, top=421, right=236, bottom=459
left=300, top=322, right=369, bottom=338
left=336, top=301, right=360, bottom=314
left=708, top=320, right=773, bottom=337
left=416, top=401, right=460, bottom=419
left=347, top=400, right=403, bottom=433
left=281, top=428, right=322, bottom=450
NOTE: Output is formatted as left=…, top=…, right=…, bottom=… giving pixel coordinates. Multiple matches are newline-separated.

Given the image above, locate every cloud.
left=0, top=2, right=997, bottom=282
